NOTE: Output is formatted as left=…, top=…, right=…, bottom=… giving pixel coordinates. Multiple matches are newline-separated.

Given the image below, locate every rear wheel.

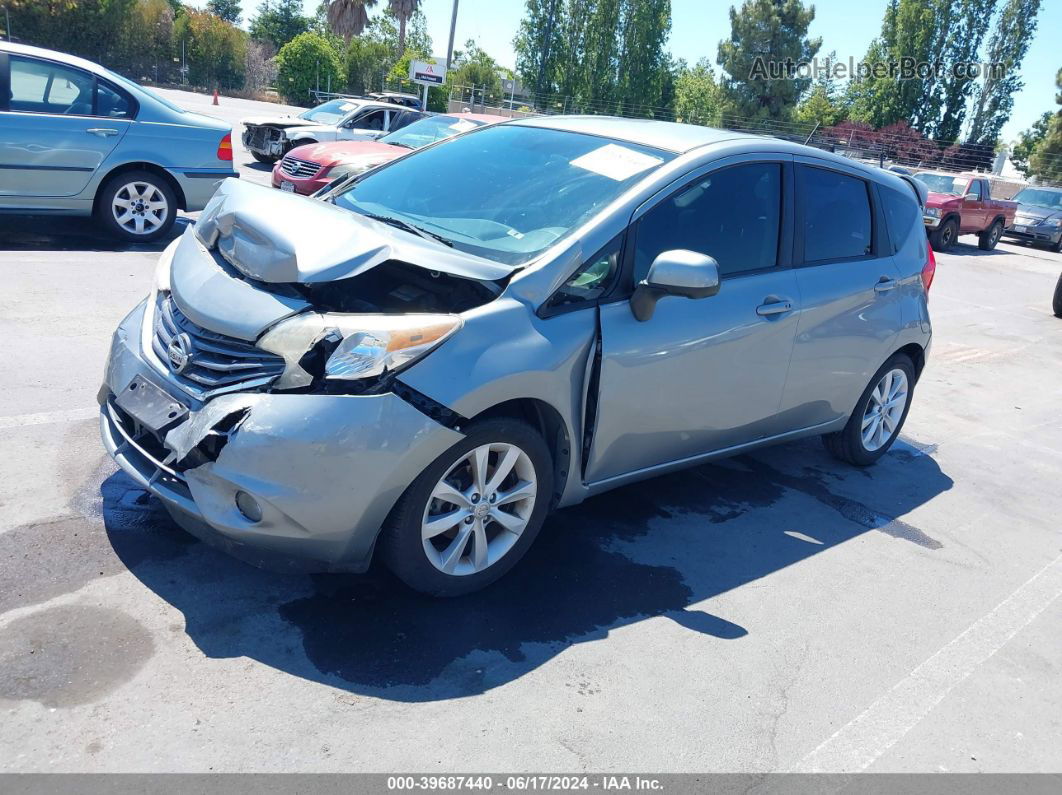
left=978, top=219, right=1003, bottom=251
left=929, top=218, right=957, bottom=252
left=822, top=354, right=916, bottom=466
left=96, top=170, right=176, bottom=243
left=1052, top=273, right=1062, bottom=318
left=380, top=418, right=553, bottom=596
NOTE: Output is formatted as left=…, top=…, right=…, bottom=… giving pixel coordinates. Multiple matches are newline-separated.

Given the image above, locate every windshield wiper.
left=362, top=212, right=454, bottom=247
left=388, top=141, right=415, bottom=149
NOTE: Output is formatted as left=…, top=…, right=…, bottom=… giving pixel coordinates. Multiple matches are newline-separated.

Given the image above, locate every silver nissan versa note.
left=100, top=117, right=934, bottom=596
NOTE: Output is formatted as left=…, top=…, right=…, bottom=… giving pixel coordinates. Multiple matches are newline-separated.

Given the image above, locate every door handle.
left=756, top=299, right=794, bottom=316
left=86, top=128, right=119, bottom=137
left=874, top=277, right=898, bottom=293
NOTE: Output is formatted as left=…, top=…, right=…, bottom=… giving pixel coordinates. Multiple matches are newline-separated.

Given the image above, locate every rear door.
left=778, top=160, right=903, bottom=430
left=586, top=156, right=802, bottom=483
left=0, top=54, right=131, bottom=201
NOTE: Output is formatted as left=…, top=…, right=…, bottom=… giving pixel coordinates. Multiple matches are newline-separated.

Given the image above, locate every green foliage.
left=1029, top=69, right=1062, bottom=182
left=206, top=0, right=242, bottom=25
left=275, top=31, right=343, bottom=105
left=514, top=0, right=565, bottom=98
left=673, top=58, right=723, bottom=126
left=174, top=8, right=247, bottom=89
left=795, top=85, right=845, bottom=128
left=250, top=0, right=311, bottom=51
left=717, top=0, right=821, bottom=122
left=447, top=39, right=502, bottom=101
left=1011, top=111, right=1052, bottom=177
left=344, top=34, right=392, bottom=95
left=967, top=0, right=1043, bottom=147
left=5, top=0, right=137, bottom=65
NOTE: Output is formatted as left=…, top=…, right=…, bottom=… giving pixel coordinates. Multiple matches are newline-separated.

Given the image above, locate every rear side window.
left=635, top=162, right=782, bottom=280
left=799, top=166, right=872, bottom=261
left=96, top=81, right=135, bottom=119
left=880, top=185, right=920, bottom=254
left=9, top=56, right=94, bottom=115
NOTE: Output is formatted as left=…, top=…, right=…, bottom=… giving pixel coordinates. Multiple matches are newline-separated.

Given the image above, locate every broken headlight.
left=258, top=313, right=462, bottom=389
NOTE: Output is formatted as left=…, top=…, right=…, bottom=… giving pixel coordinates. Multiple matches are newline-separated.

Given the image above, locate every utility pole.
left=445, top=0, right=459, bottom=72
left=4, top=6, right=11, bottom=42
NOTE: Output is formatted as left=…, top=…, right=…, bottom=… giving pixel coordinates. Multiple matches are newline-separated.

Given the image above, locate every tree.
left=345, top=34, right=392, bottom=94
left=1011, top=111, right=1052, bottom=177
left=717, top=0, right=821, bottom=122
left=932, top=0, right=997, bottom=141
left=5, top=0, right=137, bottom=65
left=121, top=0, right=176, bottom=81
left=275, top=31, right=343, bottom=104
left=615, top=0, right=671, bottom=116
left=250, top=0, right=311, bottom=51
left=673, top=58, right=723, bottom=126
left=794, top=85, right=844, bottom=128
left=388, top=0, right=421, bottom=57
left=244, top=38, right=278, bottom=93
left=1029, top=69, right=1062, bottom=183
left=447, top=39, right=502, bottom=103
left=206, top=0, right=242, bottom=25
left=514, top=0, right=565, bottom=99
left=174, top=8, right=246, bottom=89
left=325, top=0, right=377, bottom=43
left=967, top=0, right=1043, bottom=147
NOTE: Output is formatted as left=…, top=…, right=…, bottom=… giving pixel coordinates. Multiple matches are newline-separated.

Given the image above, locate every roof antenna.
left=803, top=122, right=820, bottom=146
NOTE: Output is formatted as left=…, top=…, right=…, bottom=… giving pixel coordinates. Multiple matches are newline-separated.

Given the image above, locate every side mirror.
left=630, top=250, right=720, bottom=322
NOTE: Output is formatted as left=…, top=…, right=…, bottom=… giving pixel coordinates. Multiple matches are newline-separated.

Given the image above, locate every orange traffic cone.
left=212, top=89, right=219, bottom=106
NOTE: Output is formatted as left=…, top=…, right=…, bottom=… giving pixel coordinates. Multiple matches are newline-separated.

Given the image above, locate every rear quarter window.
left=880, top=185, right=921, bottom=255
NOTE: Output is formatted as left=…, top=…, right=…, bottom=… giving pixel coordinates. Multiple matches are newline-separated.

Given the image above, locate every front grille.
left=151, top=294, right=285, bottom=396
left=280, top=156, right=322, bottom=178
left=248, top=125, right=281, bottom=149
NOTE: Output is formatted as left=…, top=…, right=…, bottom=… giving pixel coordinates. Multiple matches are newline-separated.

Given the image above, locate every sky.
left=200, top=0, right=1062, bottom=144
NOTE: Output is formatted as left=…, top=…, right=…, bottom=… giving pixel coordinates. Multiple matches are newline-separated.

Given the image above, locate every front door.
left=586, top=158, right=801, bottom=484
left=0, top=54, right=128, bottom=202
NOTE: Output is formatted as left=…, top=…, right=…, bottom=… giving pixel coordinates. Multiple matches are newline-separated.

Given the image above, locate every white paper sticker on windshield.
left=570, top=144, right=662, bottom=181
left=340, top=102, right=357, bottom=111
left=449, top=119, right=477, bottom=133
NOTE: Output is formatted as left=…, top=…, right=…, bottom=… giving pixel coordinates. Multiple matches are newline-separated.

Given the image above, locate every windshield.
left=914, top=173, right=965, bottom=195
left=1013, top=188, right=1062, bottom=211
left=106, top=70, right=184, bottom=113
left=333, top=125, right=673, bottom=265
left=299, top=99, right=360, bottom=125
left=380, top=115, right=488, bottom=149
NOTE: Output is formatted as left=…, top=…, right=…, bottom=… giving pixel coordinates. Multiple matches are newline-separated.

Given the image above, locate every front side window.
left=332, top=125, right=673, bottom=265
left=543, top=239, right=622, bottom=313
left=800, top=166, right=872, bottom=261
left=353, top=110, right=388, bottom=130
left=9, top=56, right=94, bottom=115
left=965, top=181, right=982, bottom=200
left=634, top=162, right=782, bottom=282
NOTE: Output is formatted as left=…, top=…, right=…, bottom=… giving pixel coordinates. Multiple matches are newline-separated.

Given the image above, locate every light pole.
left=445, top=0, right=459, bottom=72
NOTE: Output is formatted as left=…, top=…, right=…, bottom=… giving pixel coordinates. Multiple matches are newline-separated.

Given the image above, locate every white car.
left=241, top=98, right=423, bottom=163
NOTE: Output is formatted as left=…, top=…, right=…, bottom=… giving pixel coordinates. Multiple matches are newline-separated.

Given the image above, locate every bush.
left=275, top=32, right=343, bottom=105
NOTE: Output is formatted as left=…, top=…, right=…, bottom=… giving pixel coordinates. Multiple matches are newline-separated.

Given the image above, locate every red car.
left=914, top=171, right=1017, bottom=252
left=272, top=112, right=508, bottom=195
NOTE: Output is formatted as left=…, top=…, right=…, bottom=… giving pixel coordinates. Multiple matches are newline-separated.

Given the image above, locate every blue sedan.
left=0, top=42, right=238, bottom=241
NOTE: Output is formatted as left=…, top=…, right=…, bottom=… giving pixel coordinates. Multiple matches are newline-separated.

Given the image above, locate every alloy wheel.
left=861, top=368, right=909, bottom=452
left=111, top=181, right=169, bottom=236
left=421, top=442, right=538, bottom=576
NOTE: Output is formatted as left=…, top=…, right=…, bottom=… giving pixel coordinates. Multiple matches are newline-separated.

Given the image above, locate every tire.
left=96, top=170, right=177, bottom=243
left=1051, top=236, right=1062, bottom=254
left=821, top=354, right=916, bottom=467
left=928, top=218, right=958, bottom=252
left=1053, top=273, right=1062, bottom=318
left=978, top=219, right=1002, bottom=251
left=380, top=418, right=554, bottom=597
left=251, top=151, right=277, bottom=164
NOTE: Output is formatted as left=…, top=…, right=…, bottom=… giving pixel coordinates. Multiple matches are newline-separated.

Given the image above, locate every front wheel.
left=1052, top=273, right=1062, bottom=318
left=822, top=354, right=916, bottom=466
left=96, top=170, right=176, bottom=242
left=928, top=219, right=957, bottom=252
left=380, top=418, right=554, bottom=596
left=978, top=220, right=1003, bottom=251
left=251, top=151, right=277, bottom=164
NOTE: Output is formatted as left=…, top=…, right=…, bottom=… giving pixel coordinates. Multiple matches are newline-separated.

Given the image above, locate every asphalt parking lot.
left=1, top=90, right=1060, bottom=774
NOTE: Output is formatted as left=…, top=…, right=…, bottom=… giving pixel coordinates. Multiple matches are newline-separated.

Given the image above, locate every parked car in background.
left=242, top=99, right=423, bottom=163
left=272, top=112, right=508, bottom=195
left=1002, top=186, right=1062, bottom=252
left=914, top=171, right=1017, bottom=252
left=368, top=91, right=423, bottom=109
left=0, top=42, right=236, bottom=242
left=100, top=118, right=932, bottom=596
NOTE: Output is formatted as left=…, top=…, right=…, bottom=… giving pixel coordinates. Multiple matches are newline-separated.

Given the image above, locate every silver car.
left=0, top=42, right=237, bottom=242
left=99, top=117, right=934, bottom=595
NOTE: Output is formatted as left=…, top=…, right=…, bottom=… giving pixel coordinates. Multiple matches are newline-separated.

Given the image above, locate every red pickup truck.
left=915, top=172, right=1017, bottom=252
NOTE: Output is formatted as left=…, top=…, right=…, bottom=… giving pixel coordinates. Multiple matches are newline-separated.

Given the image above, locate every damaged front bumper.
left=99, top=301, right=464, bottom=572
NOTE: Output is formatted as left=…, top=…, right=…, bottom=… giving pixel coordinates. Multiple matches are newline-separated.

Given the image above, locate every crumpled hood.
left=193, top=179, right=515, bottom=284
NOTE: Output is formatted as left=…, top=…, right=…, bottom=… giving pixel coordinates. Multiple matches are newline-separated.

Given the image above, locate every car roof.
left=511, top=115, right=749, bottom=153
left=1, top=41, right=115, bottom=77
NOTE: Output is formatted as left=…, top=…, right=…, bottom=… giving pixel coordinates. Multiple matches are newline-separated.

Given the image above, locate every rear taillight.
left=217, top=133, right=233, bottom=161
left=921, top=245, right=936, bottom=294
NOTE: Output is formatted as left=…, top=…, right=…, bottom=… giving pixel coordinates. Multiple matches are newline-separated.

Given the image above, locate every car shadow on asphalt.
left=0, top=215, right=190, bottom=252
left=102, top=436, right=952, bottom=702
left=940, top=241, right=1007, bottom=257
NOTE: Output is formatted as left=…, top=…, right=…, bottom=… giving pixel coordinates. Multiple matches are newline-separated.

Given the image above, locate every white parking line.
left=791, top=552, right=1062, bottom=773
left=0, top=407, right=98, bottom=431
